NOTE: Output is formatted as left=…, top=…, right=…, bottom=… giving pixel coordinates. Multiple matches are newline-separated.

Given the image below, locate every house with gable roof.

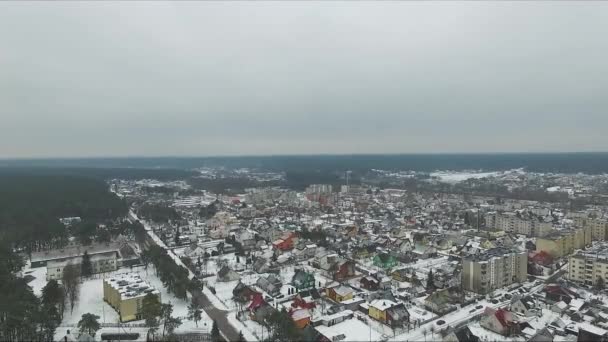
left=480, top=307, right=518, bottom=336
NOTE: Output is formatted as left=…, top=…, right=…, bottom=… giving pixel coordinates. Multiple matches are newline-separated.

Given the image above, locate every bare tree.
left=62, top=263, right=81, bottom=314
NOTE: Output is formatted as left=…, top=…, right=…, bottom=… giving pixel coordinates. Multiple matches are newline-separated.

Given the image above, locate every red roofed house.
left=529, top=251, right=553, bottom=267
left=332, top=260, right=356, bottom=281
left=248, top=293, right=266, bottom=312
left=292, top=295, right=316, bottom=310
left=544, top=284, right=578, bottom=304
left=248, top=293, right=276, bottom=324
left=272, top=232, right=297, bottom=252
left=481, top=307, right=518, bottom=336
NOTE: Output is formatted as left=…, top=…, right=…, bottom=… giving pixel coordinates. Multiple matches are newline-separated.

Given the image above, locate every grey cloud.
left=1, top=2, right=607, bottom=157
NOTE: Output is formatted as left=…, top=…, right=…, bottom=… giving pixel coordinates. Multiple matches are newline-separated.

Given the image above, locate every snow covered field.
left=430, top=171, right=501, bottom=184
left=24, top=262, right=211, bottom=338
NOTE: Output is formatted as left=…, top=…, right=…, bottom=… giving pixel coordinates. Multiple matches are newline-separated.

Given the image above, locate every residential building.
left=103, top=273, right=160, bottom=322
left=462, top=248, right=527, bottom=294
left=373, top=253, right=398, bottom=269
left=256, top=274, right=282, bottom=296
left=31, top=242, right=124, bottom=268
left=574, top=217, right=608, bottom=241
left=567, top=244, right=608, bottom=286
left=577, top=323, right=608, bottom=342
left=486, top=212, right=552, bottom=237
left=217, top=266, right=241, bottom=282
left=510, top=295, right=539, bottom=317
left=443, top=326, right=480, bottom=342
left=292, top=270, right=316, bottom=292
left=272, top=232, right=297, bottom=252
left=327, top=285, right=354, bottom=303
left=290, top=309, right=312, bottom=329
left=536, top=226, right=592, bottom=258
left=480, top=307, right=517, bottom=336
left=47, top=251, right=118, bottom=280
left=368, top=299, right=409, bottom=328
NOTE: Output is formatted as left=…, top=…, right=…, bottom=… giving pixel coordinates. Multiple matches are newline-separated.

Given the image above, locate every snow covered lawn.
left=62, top=275, right=120, bottom=325
left=23, top=262, right=47, bottom=297
left=51, top=265, right=212, bottom=333
left=226, top=312, right=260, bottom=341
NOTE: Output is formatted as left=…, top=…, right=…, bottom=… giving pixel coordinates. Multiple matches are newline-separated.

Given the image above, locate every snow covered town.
left=15, top=168, right=608, bottom=342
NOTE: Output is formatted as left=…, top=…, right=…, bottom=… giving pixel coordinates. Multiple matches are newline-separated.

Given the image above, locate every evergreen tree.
left=41, top=279, right=63, bottom=307
left=81, top=250, right=93, bottom=277
left=426, top=269, right=435, bottom=290
left=142, top=293, right=161, bottom=340
left=77, top=313, right=101, bottom=337
left=268, top=308, right=300, bottom=341
left=187, top=300, right=203, bottom=327
left=174, top=227, right=180, bottom=246
left=211, top=320, right=220, bottom=342
left=39, top=303, right=61, bottom=340
left=596, top=276, right=606, bottom=290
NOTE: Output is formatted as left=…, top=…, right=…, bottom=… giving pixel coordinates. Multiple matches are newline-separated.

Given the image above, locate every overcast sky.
left=1, top=2, right=607, bottom=158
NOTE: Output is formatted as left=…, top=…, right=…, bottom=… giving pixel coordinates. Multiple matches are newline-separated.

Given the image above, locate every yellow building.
left=369, top=299, right=394, bottom=322
left=328, top=285, right=354, bottom=303
left=536, top=226, right=592, bottom=258
left=480, top=240, right=496, bottom=250
left=103, top=273, right=160, bottom=322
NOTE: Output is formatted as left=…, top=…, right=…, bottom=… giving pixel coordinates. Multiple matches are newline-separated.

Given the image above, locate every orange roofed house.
left=272, top=232, right=297, bottom=252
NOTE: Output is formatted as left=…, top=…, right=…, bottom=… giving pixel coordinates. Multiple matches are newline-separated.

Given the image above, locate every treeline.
left=0, top=173, right=128, bottom=252
left=142, top=245, right=201, bottom=300
left=0, top=242, right=67, bottom=341
left=284, top=171, right=346, bottom=191
left=0, top=173, right=129, bottom=341
left=0, top=166, right=196, bottom=181
left=187, top=171, right=349, bottom=193
left=188, top=177, right=280, bottom=195
left=138, top=203, right=181, bottom=223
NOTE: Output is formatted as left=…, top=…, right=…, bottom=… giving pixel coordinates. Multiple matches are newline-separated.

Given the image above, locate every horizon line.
left=2, top=151, right=608, bottom=161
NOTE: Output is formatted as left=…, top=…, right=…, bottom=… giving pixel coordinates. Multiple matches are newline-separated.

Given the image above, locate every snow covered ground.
left=226, top=312, right=261, bottom=341
left=23, top=261, right=47, bottom=297
left=25, top=262, right=211, bottom=339
left=62, top=275, right=120, bottom=325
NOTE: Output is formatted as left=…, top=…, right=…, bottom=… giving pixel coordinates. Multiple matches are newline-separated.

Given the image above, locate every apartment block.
left=486, top=212, right=552, bottom=237
left=536, top=226, right=592, bottom=258
left=103, top=273, right=161, bottom=322
left=462, top=248, right=527, bottom=294
left=567, top=244, right=608, bottom=286
left=574, top=217, right=608, bottom=241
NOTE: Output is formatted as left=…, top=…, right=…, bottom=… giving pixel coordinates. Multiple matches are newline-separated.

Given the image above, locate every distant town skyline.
left=1, top=2, right=607, bottom=158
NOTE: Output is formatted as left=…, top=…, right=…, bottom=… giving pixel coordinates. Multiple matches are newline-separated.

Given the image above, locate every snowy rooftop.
left=104, top=273, right=159, bottom=300
left=31, top=242, right=120, bottom=263
left=316, top=318, right=382, bottom=342
left=579, top=322, right=608, bottom=337
left=370, top=299, right=398, bottom=311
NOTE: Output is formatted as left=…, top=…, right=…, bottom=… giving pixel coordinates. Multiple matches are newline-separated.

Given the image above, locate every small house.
left=373, top=253, right=398, bottom=269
